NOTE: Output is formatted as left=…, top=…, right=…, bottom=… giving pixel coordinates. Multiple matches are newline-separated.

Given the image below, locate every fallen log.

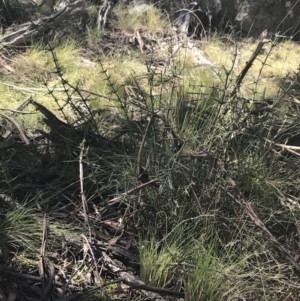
left=0, top=0, right=84, bottom=47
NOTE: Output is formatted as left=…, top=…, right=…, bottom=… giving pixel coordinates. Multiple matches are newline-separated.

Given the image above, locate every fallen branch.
left=9, top=96, right=32, bottom=117
left=0, top=270, right=63, bottom=287
left=38, top=215, right=55, bottom=301
left=103, top=253, right=168, bottom=300
left=121, top=274, right=184, bottom=298
left=0, top=0, right=84, bottom=47
left=105, top=179, right=160, bottom=207
left=57, top=279, right=124, bottom=301
left=264, top=138, right=300, bottom=157
left=0, top=108, right=33, bottom=114
left=0, top=113, right=30, bottom=144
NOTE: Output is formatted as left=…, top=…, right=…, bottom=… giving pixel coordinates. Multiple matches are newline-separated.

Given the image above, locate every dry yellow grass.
left=1, top=33, right=299, bottom=129
left=203, top=38, right=300, bottom=100
left=112, top=3, right=169, bottom=33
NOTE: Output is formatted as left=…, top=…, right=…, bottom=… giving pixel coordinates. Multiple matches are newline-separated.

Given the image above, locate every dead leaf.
left=125, top=239, right=132, bottom=250
left=108, top=235, right=122, bottom=245
left=135, top=30, right=144, bottom=53
left=94, top=230, right=110, bottom=241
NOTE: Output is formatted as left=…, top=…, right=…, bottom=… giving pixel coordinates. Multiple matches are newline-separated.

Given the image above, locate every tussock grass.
left=204, top=38, right=234, bottom=70
left=11, top=42, right=81, bottom=83
left=112, top=3, right=169, bottom=33
left=0, top=200, right=42, bottom=253
left=140, top=222, right=199, bottom=287
left=103, top=54, right=147, bottom=85
left=0, top=195, right=79, bottom=253
left=185, top=245, right=232, bottom=301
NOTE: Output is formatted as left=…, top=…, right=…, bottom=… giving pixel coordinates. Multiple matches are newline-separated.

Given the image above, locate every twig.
left=275, top=144, right=300, bottom=150
left=180, top=166, right=202, bottom=212
left=81, top=234, right=99, bottom=283
left=0, top=82, right=41, bottom=93
left=9, top=96, right=32, bottom=117
left=137, top=117, right=152, bottom=178
left=40, top=215, right=47, bottom=257
left=264, top=138, right=300, bottom=157
left=58, top=279, right=124, bottom=301
left=0, top=96, right=33, bottom=116
left=0, top=113, right=30, bottom=144
left=0, top=270, right=62, bottom=287
left=97, top=0, right=112, bottom=30
left=65, top=236, right=90, bottom=289
left=79, top=138, right=91, bottom=236
left=137, top=117, right=156, bottom=203
left=154, top=110, right=183, bottom=152
left=122, top=278, right=184, bottom=298
left=230, top=35, right=270, bottom=99
left=38, top=215, right=55, bottom=301
left=104, top=179, right=160, bottom=208
left=0, top=108, right=33, bottom=114
left=103, top=253, right=166, bottom=300
left=38, top=257, right=55, bottom=301
left=135, top=30, right=144, bottom=53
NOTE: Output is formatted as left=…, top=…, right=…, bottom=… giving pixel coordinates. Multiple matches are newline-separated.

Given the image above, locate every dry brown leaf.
left=104, top=220, right=122, bottom=229
left=108, top=235, right=122, bottom=245
left=124, top=239, right=132, bottom=250
left=94, top=229, right=110, bottom=241
left=135, top=30, right=144, bottom=53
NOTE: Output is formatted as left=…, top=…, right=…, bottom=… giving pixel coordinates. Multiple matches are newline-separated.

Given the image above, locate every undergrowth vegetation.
left=1, top=1, right=300, bottom=301
left=112, top=2, right=169, bottom=33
